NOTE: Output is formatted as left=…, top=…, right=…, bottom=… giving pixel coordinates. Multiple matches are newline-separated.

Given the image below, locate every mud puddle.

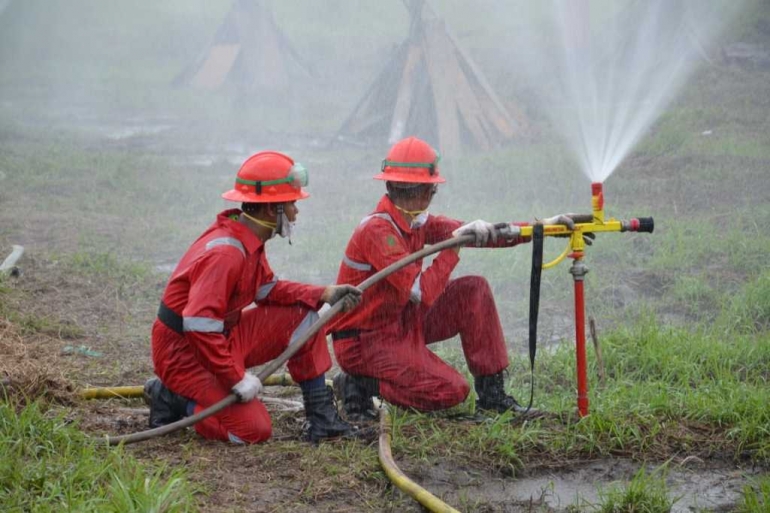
left=410, top=458, right=764, bottom=512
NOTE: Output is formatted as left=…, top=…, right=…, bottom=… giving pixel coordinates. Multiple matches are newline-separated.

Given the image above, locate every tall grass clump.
left=595, top=467, right=675, bottom=513
left=0, top=401, right=197, bottom=511
left=737, top=476, right=770, bottom=513
left=577, top=313, right=770, bottom=457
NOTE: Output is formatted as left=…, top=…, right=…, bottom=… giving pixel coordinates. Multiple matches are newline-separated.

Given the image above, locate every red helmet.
left=374, top=137, right=445, bottom=184
left=222, top=151, right=310, bottom=203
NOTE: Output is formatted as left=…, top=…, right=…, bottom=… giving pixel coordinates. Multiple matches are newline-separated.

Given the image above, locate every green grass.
left=738, top=475, right=770, bottom=513
left=0, top=401, right=198, bottom=512
left=644, top=212, right=770, bottom=276
left=64, top=251, right=159, bottom=304
left=722, top=269, right=770, bottom=334
left=11, top=312, right=84, bottom=339
left=594, top=467, right=674, bottom=513
left=392, top=313, right=770, bottom=473
left=67, top=251, right=151, bottom=281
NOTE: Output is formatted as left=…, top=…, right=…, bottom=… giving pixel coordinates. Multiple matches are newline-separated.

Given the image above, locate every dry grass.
left=0, top=316, right=76, bottom=406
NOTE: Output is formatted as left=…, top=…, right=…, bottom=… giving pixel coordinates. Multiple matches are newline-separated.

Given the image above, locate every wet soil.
left=405, top=458, right=761, bottom=512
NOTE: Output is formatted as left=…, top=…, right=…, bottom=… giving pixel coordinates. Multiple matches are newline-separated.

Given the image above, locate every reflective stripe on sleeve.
left=409, top=273, right=422, bottom=303
left=256, top=280, right=277, bottom=301
left=342, top=255, right=372, bottom=272
left=289, top=310, right=320, bottom=345
left=205, top=237, right=245, bottom=256
left=183, top=317, right=225, bottom=333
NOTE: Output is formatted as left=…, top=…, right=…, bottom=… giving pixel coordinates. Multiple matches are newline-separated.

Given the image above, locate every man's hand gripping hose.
left=321, top=284, right=363, bottom=312
left=104, top=233, right=479, bottom=445
left=232, top=372, right=262, bottom=402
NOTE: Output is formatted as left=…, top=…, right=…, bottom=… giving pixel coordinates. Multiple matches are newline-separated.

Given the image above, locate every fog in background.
left=0, top=1, right=749, bottom=169
left=0, top=0, right=762, bottom=342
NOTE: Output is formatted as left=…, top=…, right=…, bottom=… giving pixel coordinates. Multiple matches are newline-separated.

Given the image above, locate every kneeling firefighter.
left=329, top=137, right=578, bottom=420
left=145, top=151, right=363, bottom=443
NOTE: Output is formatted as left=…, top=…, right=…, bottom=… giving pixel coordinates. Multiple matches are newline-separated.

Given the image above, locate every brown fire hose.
left=105, top=233, right=477, bottom=445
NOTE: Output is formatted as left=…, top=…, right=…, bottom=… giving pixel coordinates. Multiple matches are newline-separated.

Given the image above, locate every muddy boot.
left=302, top=385, right=359, bottom=443
left=332, top=372, right=379, bottom=422
left=474, top=372, right=539, bottom=416
left=143, top=378, right=189, bottom=429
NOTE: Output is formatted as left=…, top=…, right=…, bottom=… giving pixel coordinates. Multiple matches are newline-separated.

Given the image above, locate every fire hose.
left=93, top=182, right=652, bottom=511
left=104, top=232, right=479, bottom=446
left=105, top=183, right=651, bottom=444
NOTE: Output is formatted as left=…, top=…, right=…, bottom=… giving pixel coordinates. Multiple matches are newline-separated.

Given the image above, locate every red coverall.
left=330, top=195, right=528, bottom=411
left=152, top=209, right=330, bottom=443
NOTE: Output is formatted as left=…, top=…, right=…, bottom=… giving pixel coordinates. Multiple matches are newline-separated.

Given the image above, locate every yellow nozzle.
left=517, top=182, right=652, bottom=269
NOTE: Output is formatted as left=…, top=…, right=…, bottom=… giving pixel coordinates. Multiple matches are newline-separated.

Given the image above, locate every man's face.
left=416, top=184, right=438, bottom=210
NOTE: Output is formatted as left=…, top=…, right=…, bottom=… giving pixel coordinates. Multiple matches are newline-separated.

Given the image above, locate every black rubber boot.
left=332, top=372, right=379, bottom=422
left=302, top=385, right=358, bottom=443
left=143, top=378, right=189, bottom=429
left=474, top=372, right=535, bottom=415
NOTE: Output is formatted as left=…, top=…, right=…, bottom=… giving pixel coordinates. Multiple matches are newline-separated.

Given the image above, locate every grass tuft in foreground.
left=594, top=467, right=674, bottom=513
left=0, top=401, right=198, bottom=512
left=738, top=475, right=770, bottom=513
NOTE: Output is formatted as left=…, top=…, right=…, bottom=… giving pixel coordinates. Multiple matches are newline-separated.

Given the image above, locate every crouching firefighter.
left=145, top=151, right=363, bottom=444
left=329, top=137, right=578, bottom=421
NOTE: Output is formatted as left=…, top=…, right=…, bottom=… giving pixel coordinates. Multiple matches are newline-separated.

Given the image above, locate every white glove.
left=232, top=372, right=262, bottom=402
left=540, top=214, right=576, bottom=230
left=539, top=214, right=596, bottom=245
left=452, top=219, right=497, bottom=247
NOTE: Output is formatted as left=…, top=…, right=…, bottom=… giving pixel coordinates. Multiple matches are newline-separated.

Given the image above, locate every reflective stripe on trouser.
left=151, top=305, right=331, bottom=443
left=333, top=276, right=508, bottom=411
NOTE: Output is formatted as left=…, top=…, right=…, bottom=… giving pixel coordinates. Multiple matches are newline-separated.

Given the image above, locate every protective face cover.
left=394, top=199, right=430, bottom=230
left=279, top=212, right=295, bottom=239
left=411, top=210, right=429, bottom=229
left=275, top=204, right=295, bottom=243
